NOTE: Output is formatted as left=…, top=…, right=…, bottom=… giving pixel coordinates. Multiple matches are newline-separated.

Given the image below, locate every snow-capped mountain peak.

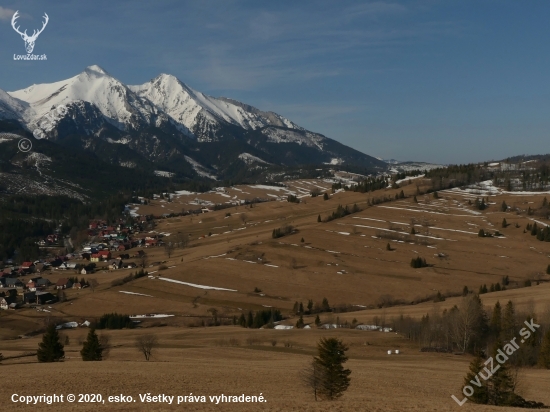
left=129, top=72, right=301, bottom=142
left=85, top=65, right=109, bottom=76
left=9, top=66, right=174, bottom=134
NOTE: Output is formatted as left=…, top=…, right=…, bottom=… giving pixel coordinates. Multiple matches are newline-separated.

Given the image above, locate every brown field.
left=2, top=179, right=550, bottom=411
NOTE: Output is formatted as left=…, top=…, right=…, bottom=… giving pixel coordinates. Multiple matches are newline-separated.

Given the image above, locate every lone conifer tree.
left=490, top=301, right=502, bottom=338
left=489, top=341, right=516, bottom=405
left=80, top=328, right=103, bottom=361
left=501, top=300, right=516, bottom=342
left=37, top=323, right=65, bottom=362
left=313, top=338, right=351, bottom=400
left=463, top=353, right=489, bottom=404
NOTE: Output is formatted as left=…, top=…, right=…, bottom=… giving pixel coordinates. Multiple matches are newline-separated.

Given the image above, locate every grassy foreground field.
left=2, top=327, right=550, bottom=411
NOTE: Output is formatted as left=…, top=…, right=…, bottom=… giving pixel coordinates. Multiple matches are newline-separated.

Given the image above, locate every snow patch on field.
left=119, top=291, right=153, bottom=297
left=395, top=174, right=424, bottom=185
left=155, top=277, right=237, bottom=291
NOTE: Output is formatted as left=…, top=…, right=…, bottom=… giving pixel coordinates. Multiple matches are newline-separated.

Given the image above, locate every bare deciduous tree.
left=450, top=295, right=484, bottom=353
left=89, top=279, right=99, bottom=292
left=99, top=334, right=111, bottom=359
left=135, top=335, right=158, bottom=361
left=139, top=254, right=149, bottom=268
left=165, top=243, right=174, bottom=258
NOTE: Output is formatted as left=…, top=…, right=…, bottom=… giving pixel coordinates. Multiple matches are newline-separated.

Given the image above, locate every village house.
left=108, top=259, right=121, bottom=270
left=23, top=291, right=36, bottom=303
left=21, top=262, right=35, bottom=273
left=35, top=291, right=56, bottom=304
left=36, top=278, right=50, bottom=288
left=98, top=250, right=112, bottom=260
left=4, top=278, right=23, bottom=288
left=0, top=296, right=17, bottom=310
left=72, top=282, right=82, bottom=289
left=55, top=278, right=73, bottom=289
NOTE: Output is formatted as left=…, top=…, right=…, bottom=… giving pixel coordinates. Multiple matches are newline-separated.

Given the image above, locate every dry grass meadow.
left=2, top=178, right=550, bottom=411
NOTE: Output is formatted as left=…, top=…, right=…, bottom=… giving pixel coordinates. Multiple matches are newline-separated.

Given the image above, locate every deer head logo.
left=11, top=11, right=49, bottom=54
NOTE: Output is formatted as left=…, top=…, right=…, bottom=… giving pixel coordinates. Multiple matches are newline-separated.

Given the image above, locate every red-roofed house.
left=98, top=250, right=111, bottom=260
left=55, top=278, right=72, bottom=289
left=21, top=262, right=35, bottom=273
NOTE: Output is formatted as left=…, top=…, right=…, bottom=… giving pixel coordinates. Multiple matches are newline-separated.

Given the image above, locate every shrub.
left=410, top=256, right=428, bottom=268
left=272, top=224, right=294, bottom=239
left=96, top=313, right=134, bottom=330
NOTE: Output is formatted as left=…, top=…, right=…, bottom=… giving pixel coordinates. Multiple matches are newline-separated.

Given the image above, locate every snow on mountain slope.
left=0, top=89, right=31, bottom=121
left=9, top=65, right=182, bottom=134
left=129, top=74, right=301, bottom=141
left=238, top=153, right=270, bottom=165
left=184, top=155, right=217, bottom=180
left=261, top=127, right=325, bottom=150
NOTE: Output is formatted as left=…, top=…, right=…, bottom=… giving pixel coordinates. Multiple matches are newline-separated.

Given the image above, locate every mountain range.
left=0, top=65, right=385, bottom=181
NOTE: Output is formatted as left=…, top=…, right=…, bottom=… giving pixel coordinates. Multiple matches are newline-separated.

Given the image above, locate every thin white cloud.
left=0, top=6, right=15, bottom=21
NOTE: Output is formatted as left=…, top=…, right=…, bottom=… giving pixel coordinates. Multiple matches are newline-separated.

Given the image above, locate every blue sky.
left=1, top=0, right=549, bottom=164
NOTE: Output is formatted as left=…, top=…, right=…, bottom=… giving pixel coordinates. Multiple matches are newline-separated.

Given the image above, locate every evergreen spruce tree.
left=296, top=315, right=304, bottom=328
left=502, top=218, right=507, bottom=228
left=463, top=353, right=489, bottom=404
left=80, top=327, right=103, bottom=361
left=317, top=214, right=321, bottom=223
left=490, top=301, right=502, bottom=338
left=246, top=311, right=254, bottom=328
left=314, top=338, right=351, bottom=400
left=489, top=341, right=516, bottom=406
left=299, top=302, right=304, bottom=314
left=37, top=323, right=65, bottom=362
left=315, top=315, right=321, bottom=326
left=501, top=300, right=516, bottom=342
left=321, top=298, right=330, bottom=312
left=538, top=329, right=550, bottom=369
